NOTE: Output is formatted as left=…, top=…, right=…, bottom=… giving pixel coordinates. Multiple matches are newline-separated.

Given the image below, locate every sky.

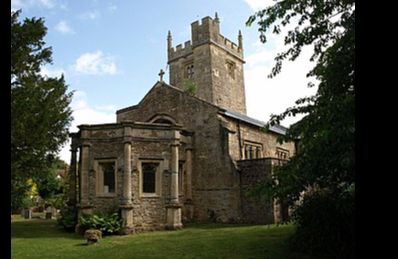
left=12, top=0, right=318, bottom=163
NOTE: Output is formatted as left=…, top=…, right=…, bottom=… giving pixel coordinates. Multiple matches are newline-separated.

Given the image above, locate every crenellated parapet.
left=168, top=40, right=193, bottom=62
left=168, top=14, right=243, bottom=63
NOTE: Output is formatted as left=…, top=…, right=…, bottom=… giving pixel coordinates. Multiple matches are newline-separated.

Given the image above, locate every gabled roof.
left=116, top=80, right=288, bottom=136
left=116, top=81, right=164, bottom=114
left=116, top=80, right=221, bottom=114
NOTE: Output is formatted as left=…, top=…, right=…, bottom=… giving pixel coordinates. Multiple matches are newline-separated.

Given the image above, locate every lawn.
left=11, top=217, right=306, bottom=259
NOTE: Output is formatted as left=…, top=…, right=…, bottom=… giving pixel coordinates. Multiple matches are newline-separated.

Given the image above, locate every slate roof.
left=221, top=109, right=288, bottom=135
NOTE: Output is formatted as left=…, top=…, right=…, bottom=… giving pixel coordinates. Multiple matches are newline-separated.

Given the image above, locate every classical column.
left=122, top=141, right=132, bottom=203
left=119, top=126, right=134, bottom=234
left=67, top=140, right=78, bottom=206
left=166, top=131, right=183, bottom=230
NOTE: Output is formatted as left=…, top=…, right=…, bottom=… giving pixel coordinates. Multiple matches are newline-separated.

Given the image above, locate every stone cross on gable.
left=159, top=69, right=165, bottom=82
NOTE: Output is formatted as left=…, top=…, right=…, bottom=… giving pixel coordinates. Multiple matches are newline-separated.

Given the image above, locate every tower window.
left=226, top=60, right=236, bottom=79
left=186, top=63, right=194, bottom=79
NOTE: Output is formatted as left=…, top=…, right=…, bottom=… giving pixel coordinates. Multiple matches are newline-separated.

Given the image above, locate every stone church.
left=67, top=14, right=296, bottom=233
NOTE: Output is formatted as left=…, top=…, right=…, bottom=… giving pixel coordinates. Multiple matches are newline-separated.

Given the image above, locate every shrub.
left=57, top=206, right=77, bottom=232
left=182, top=79, right=197, bottom=96
left=289, top=189, right=354, bottom=258
left=84, top=229, right=102, bottom=245
left=80, top=212, right=123, bottom=235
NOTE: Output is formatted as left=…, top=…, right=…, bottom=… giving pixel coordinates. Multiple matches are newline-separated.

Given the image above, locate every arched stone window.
left=147, top=114, right=177, bottom=125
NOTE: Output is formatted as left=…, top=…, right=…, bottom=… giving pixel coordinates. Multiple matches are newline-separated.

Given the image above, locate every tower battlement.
left=168, top=14, right=243, bottom=63
left=169, top=40, right=193, bottom=61
left=167, top=13, right=247, bottom=115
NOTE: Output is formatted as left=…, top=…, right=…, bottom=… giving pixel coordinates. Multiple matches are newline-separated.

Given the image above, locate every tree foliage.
left=247, top=0, right=355, bottom=204
left=11, top=10, right=73, bottom=210
left=35, top=158, right=67, bottom=200
left=247, top=1, right=355, bottom=257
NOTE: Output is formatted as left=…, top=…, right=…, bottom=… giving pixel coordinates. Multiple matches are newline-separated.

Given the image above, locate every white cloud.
left=58, top=91, right=116, bottom=163
left=108, top=4, right=117, bottom=13
left=244, top=0, right=274, bottom=11
left=80, top=10, right=101, bottom=20
left=73, top=51, right=117, bottom=75
left=245, top=45, right=318, bottom=127
left=40, top=66, right=65, bottom=78
left=95, top=104, right=117, bottom=111
left=11, top=0, right=25, bottom=11
left=55, top=20, right=75, bottom=34
left=38, top=0, right=55, bottom=8
left=11, top=0, right=57, bottom=11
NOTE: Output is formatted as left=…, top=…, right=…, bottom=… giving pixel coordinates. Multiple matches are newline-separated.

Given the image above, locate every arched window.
left=153, top=118, right=173, bottom=124
left=148, top=114, right=177, bottom=125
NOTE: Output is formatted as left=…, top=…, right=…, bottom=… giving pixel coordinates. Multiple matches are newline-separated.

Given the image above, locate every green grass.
left=12, top=218, right=306, bottom=259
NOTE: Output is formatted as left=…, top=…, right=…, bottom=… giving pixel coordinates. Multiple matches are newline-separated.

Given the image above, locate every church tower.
left=167, top=13, right=246, bottom=114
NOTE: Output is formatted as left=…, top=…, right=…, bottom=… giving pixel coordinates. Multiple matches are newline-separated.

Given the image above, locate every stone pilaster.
left=79, top=142, right=90, bottom=207
left=166, top=132, right=183, bottom=230
left=184, top=146, right=194, bottom=221
left=67, top=139, right=78, bottom=206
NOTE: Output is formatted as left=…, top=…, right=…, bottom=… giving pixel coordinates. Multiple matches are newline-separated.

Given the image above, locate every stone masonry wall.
left=81, top=123, right=182, bottom=230
left=210, top=44, right=246, bottom=114
left=238, top=158, right=275, bottom=224
left=168, top=15, right=246, bottom=115
left=117, top=84, right=241, bottom=222
left=220, top=116, right=296, bottom=161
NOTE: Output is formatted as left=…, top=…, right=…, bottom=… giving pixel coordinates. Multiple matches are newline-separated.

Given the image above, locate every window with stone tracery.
left=243, top=141, right=263, bottom=159
left=276, top=148, right=289, bottom=160
left=226, top=60, right=236, bottom=79
left=185, top=63, right=194, bottom=79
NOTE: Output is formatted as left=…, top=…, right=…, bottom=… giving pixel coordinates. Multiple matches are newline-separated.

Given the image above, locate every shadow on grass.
left=75, top=243, right=89, bottom=246
left=11, top=219, right=82, bottom=240
left=184, top=222, right=262, bottom=230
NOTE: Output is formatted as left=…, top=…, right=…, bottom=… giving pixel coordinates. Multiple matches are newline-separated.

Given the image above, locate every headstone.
left=23, top=208, right=32, bottom=219
left=45, top=206, right=52, bottom=219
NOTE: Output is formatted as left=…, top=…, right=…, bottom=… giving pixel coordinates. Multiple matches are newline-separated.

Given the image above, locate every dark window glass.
left=153, top=118, right=173, bottom=124
left=101, top=162, right=115, bottom=193
left=186, top=64, right=194, bottom=78
left=142, top=163, right=158, bottom=193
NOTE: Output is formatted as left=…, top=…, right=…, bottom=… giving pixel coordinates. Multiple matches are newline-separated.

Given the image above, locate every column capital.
left=123, top=139, right=132, bottom=145
left=81, top=141, right=92, bottom=148
left=170, top=143, right=181, bottom=147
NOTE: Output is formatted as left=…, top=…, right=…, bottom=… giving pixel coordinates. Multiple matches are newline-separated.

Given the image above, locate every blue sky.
left=12, top=0, right=317, bottom=163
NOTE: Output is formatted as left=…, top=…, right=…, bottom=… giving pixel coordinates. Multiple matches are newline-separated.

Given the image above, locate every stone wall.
left=210, top=44, right=246, bottom=114
left=78, top=122, right=183, bottom=230
left=116, top=84, right=241, bottom=223
left=220, top=116, right=296, bottom=161
left=238, top=158, right=275, bottom=224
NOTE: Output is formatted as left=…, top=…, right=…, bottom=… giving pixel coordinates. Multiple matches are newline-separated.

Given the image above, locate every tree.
left=35, top=158, right=67, bottom=200
left=247, top=0, right=355, bottom=257
left=11, top=10, right=73, bottom=211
